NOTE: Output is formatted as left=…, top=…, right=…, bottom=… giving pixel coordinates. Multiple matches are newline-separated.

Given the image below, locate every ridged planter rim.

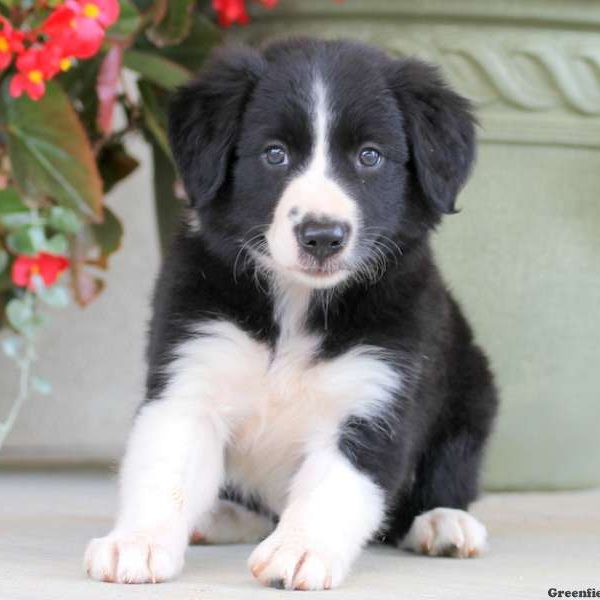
left=233, top=0, right=600, bottom=149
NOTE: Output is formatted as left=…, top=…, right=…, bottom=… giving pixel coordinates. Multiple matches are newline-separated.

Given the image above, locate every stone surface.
left=0, top=470, right=598, bottom=600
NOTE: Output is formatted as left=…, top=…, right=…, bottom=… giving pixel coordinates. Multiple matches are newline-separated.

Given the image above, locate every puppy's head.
left=169, top=39, right=475, bottom=289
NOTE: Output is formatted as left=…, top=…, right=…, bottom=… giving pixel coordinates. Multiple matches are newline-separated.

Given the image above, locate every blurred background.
left=1, top=0, right=599, bottom=493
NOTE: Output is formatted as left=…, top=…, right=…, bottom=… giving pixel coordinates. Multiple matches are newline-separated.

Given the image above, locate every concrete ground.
left=1, top=471, right=598, bottom=600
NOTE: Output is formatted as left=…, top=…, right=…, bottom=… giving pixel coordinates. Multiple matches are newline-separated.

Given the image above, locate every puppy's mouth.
left=296, top=264, right=344, bottom=278
left=284, top=257, right=351, bottom=288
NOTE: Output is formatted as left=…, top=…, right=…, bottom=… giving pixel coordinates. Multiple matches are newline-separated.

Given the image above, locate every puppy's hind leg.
left=191, top=499, right=275, bottom=545
left=402, top=507, right=488, bottom=558
left=393, top=350, right=497, bottom=559
left=395, top=427, right=490, bottom=559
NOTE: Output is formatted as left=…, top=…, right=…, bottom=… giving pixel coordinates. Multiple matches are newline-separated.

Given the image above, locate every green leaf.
left=48, top=206, right=82, bottom=234
left=152, top=141, right=182, bottom=252
left=6, top=298, right=33, bottom=332
left=97, top=143, right=139, bottom=193
left=58, top=56, right=102, bottom=136
left=0, top=188, right=27, bottom=215
left=0, top=249, right=7, bottom=274
left=1, top=336, right=22, bottom=359
left=91, top=207, right=123, bottom=256
left=0, top=271, right=10, bottom=293
left=123, top=50, right=191, bottom=89
left=32, top=375, right=52, bottom=395
left=6, top=226, right=46, bottom=255
left=6, top=229, right=34, bottom=254
left=44, top=233, right=69, bottom=255
left=107, top=0, right=142, bottom=43
left=136, top=13, right=221, bottom=72
left=138, top=80, right=171, bottom=159
left=146, top=0, right=195, bottom=47
left=38, top=284, right=70, bottom=308
left=0, top=213, right=34, bottom=229
left=0, top=81, right=104, bottom=222
left=131, top=0, right=154, bottom=10
left=0, top=189, right=34, bottom=229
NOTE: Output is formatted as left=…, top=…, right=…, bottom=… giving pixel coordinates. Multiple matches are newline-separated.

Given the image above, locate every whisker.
left=233, top=226, right=270, bottom=284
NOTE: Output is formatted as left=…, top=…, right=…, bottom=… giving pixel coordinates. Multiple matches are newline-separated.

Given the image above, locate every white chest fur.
left=163, top=286, right=399, bottom=514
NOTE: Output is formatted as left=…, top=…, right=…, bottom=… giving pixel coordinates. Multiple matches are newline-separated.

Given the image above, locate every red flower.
left=0, top=16, right=24, bottom=71
left=2, top=0, right=119, bottom=100
left=213, top=0, right=278, bottom=27
left=43, top=0, right=120, bottom=60
left=213, top=0, right=249, bottom=26
left=11, top=253, right=70, bottom=291
left=9, top=45, right=62, bottom=101
left=75, top=0, right=120, bottom=28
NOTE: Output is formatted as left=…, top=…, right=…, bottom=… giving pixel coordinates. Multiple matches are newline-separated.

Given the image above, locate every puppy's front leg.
left=85, top=399, right=224, bottom=583
left=248, top=445, right=385, bottom=591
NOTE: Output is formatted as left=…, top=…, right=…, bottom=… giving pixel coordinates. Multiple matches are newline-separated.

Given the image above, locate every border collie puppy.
left=85, top=38, right=498, bottom=590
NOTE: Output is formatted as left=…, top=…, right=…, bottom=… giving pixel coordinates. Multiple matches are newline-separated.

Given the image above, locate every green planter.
left=230, top=0, right=600, bottom=490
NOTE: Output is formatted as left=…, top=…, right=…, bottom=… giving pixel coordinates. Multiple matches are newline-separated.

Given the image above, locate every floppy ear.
left=168, top=46, right=266, bottom=208
left=386, top=58, right=476, bottom=214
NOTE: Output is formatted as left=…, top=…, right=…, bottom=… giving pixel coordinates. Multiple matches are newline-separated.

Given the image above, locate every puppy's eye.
left=358, top=147, right=382, bottom=168
left=264, top=145, right=288, bottom=166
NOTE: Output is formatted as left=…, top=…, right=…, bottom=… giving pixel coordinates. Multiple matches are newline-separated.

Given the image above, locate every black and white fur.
left=85, top=38, right=498, bottom=590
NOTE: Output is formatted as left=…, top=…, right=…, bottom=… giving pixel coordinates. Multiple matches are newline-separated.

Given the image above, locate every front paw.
left=84, top=530, right=185, bottom=584
left=248, top=530, right=349, bottom=591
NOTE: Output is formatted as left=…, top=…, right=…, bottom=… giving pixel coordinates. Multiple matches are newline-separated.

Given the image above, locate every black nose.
left=296, top=220, right=349, bottom=262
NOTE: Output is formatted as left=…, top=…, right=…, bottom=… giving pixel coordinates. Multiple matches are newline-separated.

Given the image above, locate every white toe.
left=248, top=530, right=347, bottom=590
left=402, top=508, right=487, bottom=558
left=84, top=530, right=185, bottom=584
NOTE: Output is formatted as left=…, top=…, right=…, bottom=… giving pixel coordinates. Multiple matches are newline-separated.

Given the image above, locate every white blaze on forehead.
left=311, top=77, right=329, bottom=179
left=265, top=75, right=359, bottom=276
